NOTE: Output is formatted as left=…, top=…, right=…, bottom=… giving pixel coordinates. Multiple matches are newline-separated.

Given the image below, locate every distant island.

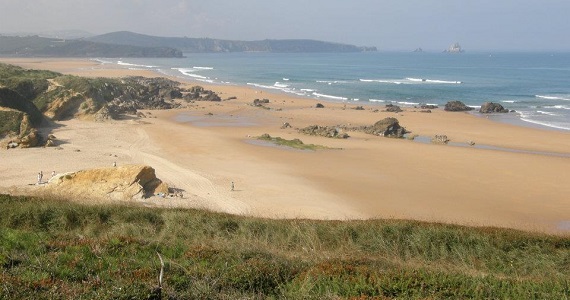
left=444, top=42, right=464, bottom=53
left=0, top=31, right=377, bottom=57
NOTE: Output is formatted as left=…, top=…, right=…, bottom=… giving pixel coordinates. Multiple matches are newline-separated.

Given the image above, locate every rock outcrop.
left=362, top=117, right=407, bottom=138
left=444, top=101, right=474, bottom=112
left=299, top=125, right=349, bottom=139
left=479, top=102, right=509, bottom=113
left=432, top=135, right=450, bottom=144
left=184, top=86, right=222, bottom=102
left=384, top=104, right=402, bottom=113
left=46, top=165, right=169, bottom=201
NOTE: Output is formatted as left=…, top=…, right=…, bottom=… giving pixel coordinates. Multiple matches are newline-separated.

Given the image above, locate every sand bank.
left=1, top=58, right=569, bottom=234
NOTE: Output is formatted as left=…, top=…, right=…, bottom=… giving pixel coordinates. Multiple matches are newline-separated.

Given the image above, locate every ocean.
left=95, top=52, right=570, bottom=131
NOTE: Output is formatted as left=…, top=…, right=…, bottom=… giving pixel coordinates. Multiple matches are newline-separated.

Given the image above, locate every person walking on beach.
left=113, top=161, right=117, bottom=167
left=37, top=171, right=43, bottom=184
left=51, top=171, right=56, bottom=178
left=231, top=181, right=235, bottom=191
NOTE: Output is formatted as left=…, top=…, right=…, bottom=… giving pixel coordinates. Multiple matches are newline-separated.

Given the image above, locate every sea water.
left=95, top=52, right=570, bottom=131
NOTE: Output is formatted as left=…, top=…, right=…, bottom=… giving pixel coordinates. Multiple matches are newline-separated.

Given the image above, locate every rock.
left=19, top=130, right=40, bottom=148
left=420, top=110, right=432, bottom=113
left=316, top=103, right=325, bottom=108
left=45, top=139, right=56, bottom=147
left=444, top=101, right=474, bottom=112
left=280, top=122, right=292, bottom=129
left=432, top=135, right=449, bottom=144
left=46, top=165, right=169, bottom=201
left=253, top=98, right=270, bottom=107
left=354, top=106, right=365, bottom=111
left=299, top=125, right=349, bottom=139
left=363, top=117, right=407, bottom=138
left=420, top=104, right=438, bottom=109
left=94, top=105, right=115, bottom=122
left=479, top=102, right=509, bottom=113
left=384, top=104, right=402, bottom=113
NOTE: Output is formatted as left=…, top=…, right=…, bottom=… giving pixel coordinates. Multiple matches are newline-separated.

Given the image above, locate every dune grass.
left=0, top=194, right=569, bottom=299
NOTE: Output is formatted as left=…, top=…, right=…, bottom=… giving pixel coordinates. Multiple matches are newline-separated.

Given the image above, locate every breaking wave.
left=536, top=95, right=570, bottom=101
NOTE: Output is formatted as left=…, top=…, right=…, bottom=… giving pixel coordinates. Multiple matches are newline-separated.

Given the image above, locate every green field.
left=1, top=194, right=568, bottom=299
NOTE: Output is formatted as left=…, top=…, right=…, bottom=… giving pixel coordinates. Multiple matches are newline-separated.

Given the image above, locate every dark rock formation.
left=362, top=117, right=407, bottom=138
left=252, top=98, right=270, bottom=107
left=316, top=103, right=325, bottom=108
left=479, top=102, right=509, bottom=113
left=444, top=101, right=474, bottom=112
left=299, top=125, right=349, bottom=139
left=420, top=104, right=438, bottom=109
left=384, top=104, right=402, bottom=113
left=280, top=122, right=292, bottom=129
left=354, top=106, right=365, bottom=111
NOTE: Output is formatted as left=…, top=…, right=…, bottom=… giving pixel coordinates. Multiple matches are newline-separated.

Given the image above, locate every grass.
left=258, top=133, right=332, bottom=151
left=0, top=194, right=569, bottom=299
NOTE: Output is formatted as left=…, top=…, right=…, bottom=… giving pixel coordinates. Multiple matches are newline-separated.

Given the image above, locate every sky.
left=1, top=0, right=569, bottom=51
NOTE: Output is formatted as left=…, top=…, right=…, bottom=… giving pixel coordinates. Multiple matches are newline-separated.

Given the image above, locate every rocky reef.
left=0, top=63, right=225, bottom=147
left=299, top=125, right=350, bottom=139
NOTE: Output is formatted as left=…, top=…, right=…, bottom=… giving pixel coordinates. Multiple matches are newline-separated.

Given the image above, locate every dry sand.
left=1, top=58, right=569, bottom=234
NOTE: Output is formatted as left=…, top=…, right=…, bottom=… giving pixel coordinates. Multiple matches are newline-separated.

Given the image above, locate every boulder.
left=432, top=135, right=450, bottom=144
left=280, top=122, right=292, bottom=129
left=420, top=104, right=438, bottom=109
left=479, top=102, right=509, bottom=113
left=316, top=103, right=325, bottom=108
left=19, top=129, right=41, bottom=148
left=384, top=104, right=402, bottom=113
left=444, top=101, right=474, bottom=112
left=363, top=117, right=407, bottom=138
left=46, top=165, right=169, bottom=201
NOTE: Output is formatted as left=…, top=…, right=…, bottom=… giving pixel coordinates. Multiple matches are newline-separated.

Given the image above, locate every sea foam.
left=536, top=95, right=570, bottom=101
left=312, top=92, right=348, bottom=101
left=117, top=61, right=156, bottom=68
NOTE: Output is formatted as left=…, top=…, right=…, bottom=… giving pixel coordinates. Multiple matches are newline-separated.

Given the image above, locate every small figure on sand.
left=51, top=171, right=56, bottom=178
left=37, top=171, right=43, bottom=185
left=113, top=161, right=117, bottom=167
left=231, top=181, right=235, bottom=191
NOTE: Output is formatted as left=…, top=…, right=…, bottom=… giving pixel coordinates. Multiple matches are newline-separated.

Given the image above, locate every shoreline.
left=1, top=57, right=570, bottom=235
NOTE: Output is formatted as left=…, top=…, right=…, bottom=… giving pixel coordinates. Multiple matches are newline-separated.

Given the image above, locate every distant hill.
left=0, top=35, right=183, bottom=58
left=87, top=31, right=377, bottom=53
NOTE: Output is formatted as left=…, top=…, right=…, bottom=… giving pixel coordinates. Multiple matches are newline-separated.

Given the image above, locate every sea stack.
left=444, top=42, right=464, bottom=53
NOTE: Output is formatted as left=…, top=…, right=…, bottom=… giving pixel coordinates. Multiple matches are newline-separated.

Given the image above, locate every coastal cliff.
left=87, top=31, right=377, bottom=53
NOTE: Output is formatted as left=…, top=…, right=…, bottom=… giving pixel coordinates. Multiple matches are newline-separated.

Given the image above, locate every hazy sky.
left=1, top=0, right=569, bottom=51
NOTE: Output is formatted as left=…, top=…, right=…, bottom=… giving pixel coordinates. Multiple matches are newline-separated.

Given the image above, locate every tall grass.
left=1, top=194, right=568, bottom=299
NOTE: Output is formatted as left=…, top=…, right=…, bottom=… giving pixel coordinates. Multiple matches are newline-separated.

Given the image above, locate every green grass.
left=258, top=133, right=332, bottom=151
left=0, top=194, right=569, bottom=299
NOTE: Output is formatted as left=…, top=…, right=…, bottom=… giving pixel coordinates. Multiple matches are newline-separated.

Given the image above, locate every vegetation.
left=87, top=31, right=378, bottom=53
left=0, top=35, right=183, bottom=57
left=1, top=194, right=568, bottom=299
left=258, top=133, right=332, bottom=151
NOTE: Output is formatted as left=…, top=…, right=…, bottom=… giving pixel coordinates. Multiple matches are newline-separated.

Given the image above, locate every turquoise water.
left=96, top=52, right=570, bottom=131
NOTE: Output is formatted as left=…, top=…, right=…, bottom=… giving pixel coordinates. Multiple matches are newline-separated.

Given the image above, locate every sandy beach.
left=1, top=58, right=569, bottom=234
